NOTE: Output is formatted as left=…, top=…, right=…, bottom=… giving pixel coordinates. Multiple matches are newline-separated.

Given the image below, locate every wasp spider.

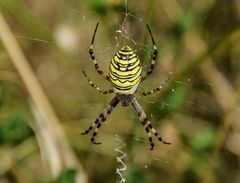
left=82, top=23, right=171, bottom=150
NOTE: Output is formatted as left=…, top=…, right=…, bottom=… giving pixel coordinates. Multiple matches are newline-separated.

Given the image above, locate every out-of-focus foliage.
left=0, top=116, right=33, bottom=145
left=0, top=0, right=240, bottom=183
left=43, top=169, right=76, bottom=183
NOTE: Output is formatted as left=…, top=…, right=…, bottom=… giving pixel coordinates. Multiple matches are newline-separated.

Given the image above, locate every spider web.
left=115, top=0, right=149, bottom=53
left=81, top=1, right=240, bottom=182
left=5, top=0, right=240, bottom=182
left=107, top=1, right=176, bottom=182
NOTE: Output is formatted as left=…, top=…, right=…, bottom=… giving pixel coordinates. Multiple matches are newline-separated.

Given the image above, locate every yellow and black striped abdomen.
left=109, top=46, right=142, bottom=94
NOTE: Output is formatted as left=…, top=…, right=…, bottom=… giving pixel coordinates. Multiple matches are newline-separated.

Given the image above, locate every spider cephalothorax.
left=82, top=23, right=171, bottom=150
left=116, top=94, right=134, bottom=106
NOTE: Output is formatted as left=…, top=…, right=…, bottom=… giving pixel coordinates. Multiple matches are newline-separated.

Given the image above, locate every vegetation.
left=0, top=0, right=240, bottom=182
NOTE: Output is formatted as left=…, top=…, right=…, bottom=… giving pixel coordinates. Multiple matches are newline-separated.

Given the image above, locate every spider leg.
left=89, top=23, right=110, bottom=81
left=141, top=24, right=158, bottom=82
left=82, top=70, right=114, bottom=94
left=82, top=95, right=119, bottom=145
left=138, top=76, right=171, bottom=96
left=131, top=96, right=170, bottom=150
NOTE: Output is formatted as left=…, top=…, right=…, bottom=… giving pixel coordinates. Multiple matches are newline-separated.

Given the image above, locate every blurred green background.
left=0, top=0, right=240, bottom=183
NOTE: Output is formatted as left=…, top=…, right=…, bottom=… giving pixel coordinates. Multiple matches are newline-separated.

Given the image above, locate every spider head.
left=117, top=94, right=134, bottom=106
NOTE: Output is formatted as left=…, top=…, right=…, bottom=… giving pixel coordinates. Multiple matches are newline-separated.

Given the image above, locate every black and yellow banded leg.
left=141, top=24, right=158, bottom=82
left=81, top=116, right=100, bottom=135
left=138, top=76, right=171, bottom=96
left=82, top=70, right=114, bottom=94
left=82, top=95, right=120, bottom=144
left=131, top=97, right=170, bottom=150
left=130, top=97, right=154, bottom=149
left=146, top=123, right=171, bottom=145
left=144, top=123, right=154, bottom=150
left=89, top=23, right=110, bottom=81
